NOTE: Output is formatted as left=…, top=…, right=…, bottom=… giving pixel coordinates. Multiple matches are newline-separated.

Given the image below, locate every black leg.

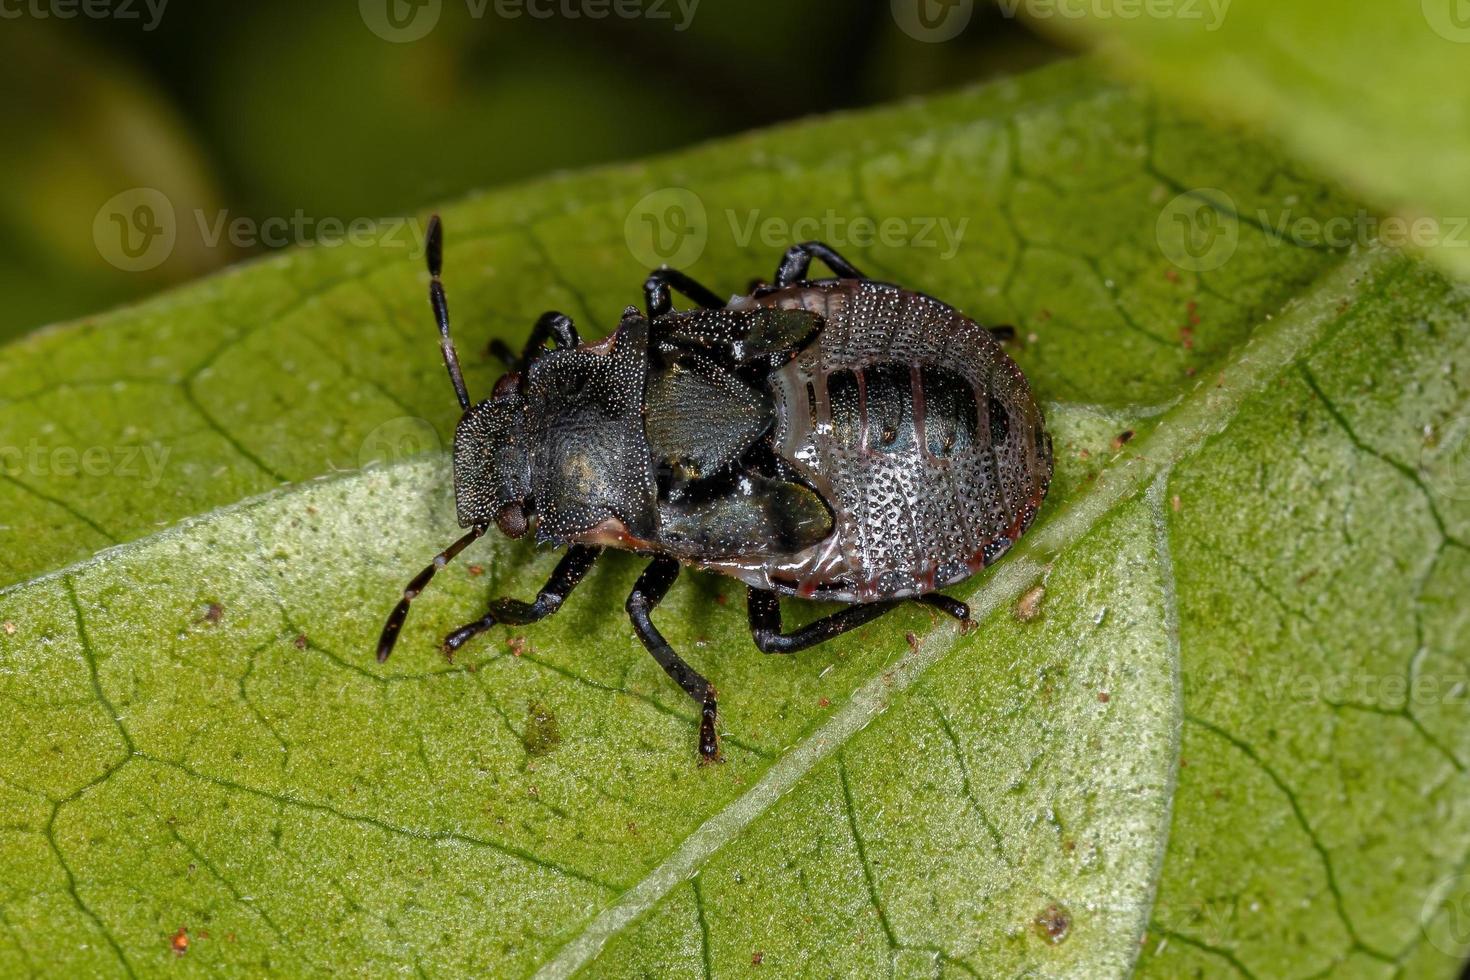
left=488, top=310, right=581, bottom=375
left=644, top=268, right=725, bottom=317
left=917, top=594, right=971, bottom=623
left=377, top=524, right=488, bottom=663
left=986, top=324, right=1017, bottom=342
left=442, top=545, right=601, bottom=654
left=521, top=310, right=579, bottom=365
left=746, top=588, right=902, bottom=654
left=626, top=557, right=721, bottom=763
left=774, top=241, right=867, bottom=287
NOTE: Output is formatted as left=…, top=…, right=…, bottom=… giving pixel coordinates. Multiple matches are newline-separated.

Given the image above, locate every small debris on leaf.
left=507, top=635, right=530, bottom=657
left=468, top=564, right=485, bottom=577
left=1111, top=430, right=1135, bottom=451
left=293, top=634, right=308, bottom=650
left=201, top=603, right=224, bottom=625
left=1034, top=904, right=1071, bottom=945
left=905, top=631, right=920, bottom=655
left=1015, top=584, right=1046, bottom=622
left=1098, top=691, right=1111, bottom=703
left=1170, top=494, right=1182, bottom=512
left=752, top=951, right=764, bottom=966
left=170, top=926, right=189, bottom=956
left=2, top=621, right=15, bottom=636
left=522, top=700, right=561, bottom=756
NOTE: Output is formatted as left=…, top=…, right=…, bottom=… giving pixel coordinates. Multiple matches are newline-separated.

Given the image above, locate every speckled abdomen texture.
left=724, top=279, right=1052, bottom=601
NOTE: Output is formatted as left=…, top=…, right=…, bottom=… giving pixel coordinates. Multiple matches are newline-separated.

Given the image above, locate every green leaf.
left=1020, top=0, right=1470, bottom=281
left=0, top=58, right=1347, bottom=592
left=2, top=60, right=1469, bottom=976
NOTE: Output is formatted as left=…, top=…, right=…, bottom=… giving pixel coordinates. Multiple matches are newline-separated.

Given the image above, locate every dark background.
left=0, top=0, right=1065, bottom=342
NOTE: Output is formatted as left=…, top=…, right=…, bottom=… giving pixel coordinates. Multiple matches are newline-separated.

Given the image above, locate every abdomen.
left=718, top=279, right=1052, bottom=602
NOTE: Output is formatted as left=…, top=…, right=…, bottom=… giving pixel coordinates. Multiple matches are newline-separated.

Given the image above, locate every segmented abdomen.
left=723, top=279, right=1052, bottom=602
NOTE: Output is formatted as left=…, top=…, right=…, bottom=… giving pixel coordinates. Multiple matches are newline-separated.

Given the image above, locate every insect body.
left=378, top=218, right=1052, bottom=762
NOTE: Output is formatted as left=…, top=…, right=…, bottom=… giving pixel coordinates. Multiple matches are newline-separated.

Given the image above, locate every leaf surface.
left=1021, top=0, right=1470, bottom=280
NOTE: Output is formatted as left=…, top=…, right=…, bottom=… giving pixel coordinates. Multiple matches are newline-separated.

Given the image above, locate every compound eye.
left=495, top=502, right=528, bottom=538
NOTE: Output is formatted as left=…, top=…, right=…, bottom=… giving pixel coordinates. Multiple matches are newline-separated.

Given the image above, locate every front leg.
left=443, top=545, right=601, bottom=654
left=489, top=310, right=581, bottom=371
left=626, top=557, right=721, bottom=763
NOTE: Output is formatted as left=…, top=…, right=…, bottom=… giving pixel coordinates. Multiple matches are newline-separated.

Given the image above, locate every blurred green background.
left=0, top=0, right=1067, bottom=343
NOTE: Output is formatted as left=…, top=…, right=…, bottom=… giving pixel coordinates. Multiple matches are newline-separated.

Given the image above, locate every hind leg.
left=773, top=241, right=867, bottom=286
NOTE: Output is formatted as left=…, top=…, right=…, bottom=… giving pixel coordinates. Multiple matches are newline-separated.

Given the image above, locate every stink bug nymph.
left=378, top=216, right=1052, bottom=762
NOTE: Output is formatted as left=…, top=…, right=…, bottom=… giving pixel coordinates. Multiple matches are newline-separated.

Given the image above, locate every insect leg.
left=488, top=310, right=580, bottom=374
left=986, top=324, right=1017, bottom=342
left=644, top=268, right=725, bottom=316
left=773, top=241, right=867, bottom=287
left=377, top=524, right=488, bottom=663
left=442, top=545, right=602, bottom=654
left=626, top=557, right=721, bottom=762
left=916, top=594, right=971, bottom=623
left=746, top=587, right=901, bottom=654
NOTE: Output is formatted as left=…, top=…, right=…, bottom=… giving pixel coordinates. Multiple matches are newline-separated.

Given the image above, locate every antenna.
left=376, top=523, right=487, bottom=663
left=427, top=214, right=472, bottom=411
